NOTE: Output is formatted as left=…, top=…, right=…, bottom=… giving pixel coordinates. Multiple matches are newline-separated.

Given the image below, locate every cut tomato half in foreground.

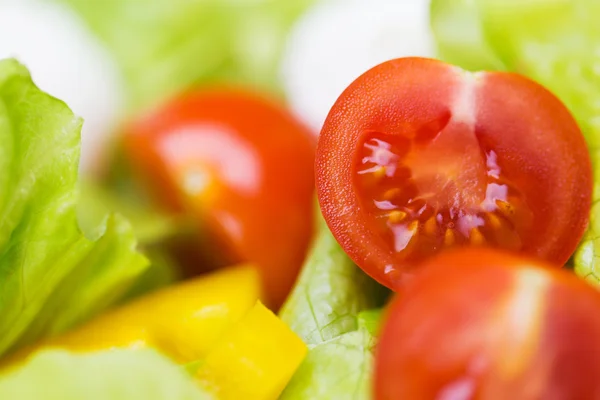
left=316, top=57, right=592, bottom=290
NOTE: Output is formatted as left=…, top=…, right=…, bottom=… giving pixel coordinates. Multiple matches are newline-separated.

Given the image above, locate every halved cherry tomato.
left=375, top=248, right=600, bottom=399
left=316, top=57, right=592, bottom=290
left=125, top=88, right=315, bottom=308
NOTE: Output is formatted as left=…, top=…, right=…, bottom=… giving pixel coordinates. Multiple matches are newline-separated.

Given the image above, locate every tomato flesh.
left=125, top=89, right=316, bottom=308
left=355, top=112, right=534, bottom=259
left=374, top=249, right=600, bottom=399
left=317, top=57, right=592, bottom=290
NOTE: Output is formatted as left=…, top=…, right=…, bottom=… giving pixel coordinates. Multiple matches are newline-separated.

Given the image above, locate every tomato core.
left=354, top=115, right=531, bottom=264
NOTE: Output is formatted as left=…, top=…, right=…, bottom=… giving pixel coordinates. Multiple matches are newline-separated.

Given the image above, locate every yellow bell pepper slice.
left=32, top=264, right=262, bottom=363
left=196, top=301, right=307, bottom=400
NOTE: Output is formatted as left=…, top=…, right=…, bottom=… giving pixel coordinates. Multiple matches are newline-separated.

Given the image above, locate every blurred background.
left=0, top=0, right=434, bottom=303
left=0, top=0, right=433, bottom=174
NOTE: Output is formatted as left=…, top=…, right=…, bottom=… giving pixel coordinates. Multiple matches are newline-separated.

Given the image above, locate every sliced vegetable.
left=20, top=265, right=262, bottom=364
left=0, top=59, right=147, bottom=357
left=430, top=0, right=600, bottom=282
left=0, top=350, right=211, bottom=399
left=125, top=88, right=315, bottom=308
left=430, top=0, right=600, bottom=179
left=474, top=0, right=600, bottom=284
left=316, top=57, right=592, bottom=290
left=195, top=301, right=307, bottom=400
left=375, top=248, right=600, bottom=399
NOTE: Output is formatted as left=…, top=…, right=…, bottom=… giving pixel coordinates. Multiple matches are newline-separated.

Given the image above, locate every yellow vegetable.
left=35, top=265, right=262, bottom=363
left=196, top=301, right=307, bottom=400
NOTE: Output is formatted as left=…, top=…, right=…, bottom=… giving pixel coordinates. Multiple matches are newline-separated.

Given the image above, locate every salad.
left=0, top=0, right=598, bottom=399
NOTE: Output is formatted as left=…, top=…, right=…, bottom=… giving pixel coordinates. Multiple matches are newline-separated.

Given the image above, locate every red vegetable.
left=125, top=89, right=315, bottom=308
left=375, top=249, right=600, bottom=399
left=316, top=57, right=592, bottom=290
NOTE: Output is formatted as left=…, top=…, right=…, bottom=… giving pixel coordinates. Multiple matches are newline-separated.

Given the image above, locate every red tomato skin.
left=125, top=88, right=316, bottom=308
left=475, top=72, right=591, bottom=264
left=316, top=57, right=592, bottom=291
left=374, top=249, right=600, bottom=400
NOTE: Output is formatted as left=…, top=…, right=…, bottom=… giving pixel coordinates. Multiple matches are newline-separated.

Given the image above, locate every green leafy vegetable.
left=475, top=0, right=600, bottom=143
left=60, top=0, right=314, bottom=112
left=576, top=201, right=600, bottom=285
left=0, top=350, right=212, bottom=399
left=78, top=180, right=185, bottom=300
left=279, top=217, right=386, bottom=398
left=0, top=59, right=147, bottom=356
left=430, top=0, right=600, bottom=282
left=78, top=180, right=180, bottom=246
left=280, top=311, right=381, bottom=400
left=430, top=0, right=505, bottom=71
left=357, top=309, right=383, bottom=337
left=279, top=224, right=387, bottom=346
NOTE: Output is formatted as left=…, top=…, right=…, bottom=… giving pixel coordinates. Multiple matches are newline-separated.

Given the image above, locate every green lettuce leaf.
left=280, top=309, right=382, bottom=400
left=475, top=0, right=600, bottom=143
left=430, top=0, right=506, bottom=71
left=279, top=216, right=387, bottom=398
left=0, top=59, right=147, bottom=356
left=279, top=223, right=387, bottom=346
left=0, top=350, right=212, bottom=399
left=78, top=180, right=181, bottom=247
left=430, top=0, right=600, bottom=281
left=59, top=0, right=314, bottom=112
left=78, top=180, right=183, bottom=300
left=357, top=309, right=383, bottom=337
